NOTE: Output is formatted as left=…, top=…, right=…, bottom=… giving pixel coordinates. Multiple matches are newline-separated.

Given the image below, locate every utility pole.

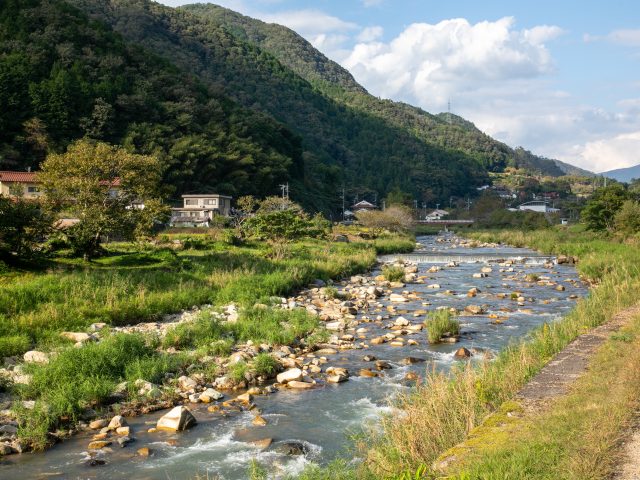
left=422, top=202, right=426, bottom=220
left=466, top=197, right=471, bottom=212
left=382, top=200, right=386, bottom=211
left=340, top=187, right=345, bottom=221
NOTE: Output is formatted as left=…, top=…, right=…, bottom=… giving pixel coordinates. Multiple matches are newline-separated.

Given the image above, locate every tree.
left=355, top=206, right=414, bottom=236
left=614, top=200, right=640, bottom=236
left=581, top=184, right=629, bottom=232
left=0, top=196, right=50, bottom=263
left=39, top=139, right=168, bottom=259
left=244, top=197, right=328, bottom=258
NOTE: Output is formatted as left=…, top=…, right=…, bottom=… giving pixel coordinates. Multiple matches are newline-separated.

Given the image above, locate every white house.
left=426, top=209, right=449, bottom=220
left=518, top=201, right=560, bottom=213
left=170, top=194, right=232, bottom=227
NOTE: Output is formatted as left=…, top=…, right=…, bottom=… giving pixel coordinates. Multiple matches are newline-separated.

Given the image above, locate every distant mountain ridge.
left=602, top=164, right=640, bottom=183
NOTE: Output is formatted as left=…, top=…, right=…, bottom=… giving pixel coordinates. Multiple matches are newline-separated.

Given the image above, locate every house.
left=170, top=194, right=232, bottom=227
left=518, top=201, right=560, bottom=213
left=352, top=200, right=377, bottom=213
left=0, top=171, right=43, bottom=199
left=426, top=209, right=449, bottom=221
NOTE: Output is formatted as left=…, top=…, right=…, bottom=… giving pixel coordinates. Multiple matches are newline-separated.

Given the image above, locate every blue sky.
left=157, top=0, right=640, bottom=172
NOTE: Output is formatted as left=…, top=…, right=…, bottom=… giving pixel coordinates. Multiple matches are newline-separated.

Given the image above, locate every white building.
left=170, top=194, right=232, bottom=227
left=426, top=209, right=449, bottom=220
left=518, top=201, right=559, bottom=213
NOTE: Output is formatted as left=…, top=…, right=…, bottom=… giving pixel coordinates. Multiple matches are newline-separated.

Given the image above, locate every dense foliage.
left=0, top=196, right=50, bottom=263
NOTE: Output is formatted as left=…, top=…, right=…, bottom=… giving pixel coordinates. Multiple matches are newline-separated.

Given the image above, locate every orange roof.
left=0, top=171, right=38, bottom=183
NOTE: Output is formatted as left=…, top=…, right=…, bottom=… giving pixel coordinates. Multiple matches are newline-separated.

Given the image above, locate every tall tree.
left=39, top=139, right=168, bottom=259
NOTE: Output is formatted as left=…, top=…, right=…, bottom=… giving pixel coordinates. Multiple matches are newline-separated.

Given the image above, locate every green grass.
left=449, top=312, right=640, bottom=480
left=0, top=237, right=383, bottom=358
left=373, top=234, right=416, bottom=255
left=382, top=265, right=406, bottom=282
left=425, top=310, right=460, bottom=344
left=253, top=353, right=279, bottom=377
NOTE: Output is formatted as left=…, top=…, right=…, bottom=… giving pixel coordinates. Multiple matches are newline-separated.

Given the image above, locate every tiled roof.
left=0, top=171, right=38, bottom=183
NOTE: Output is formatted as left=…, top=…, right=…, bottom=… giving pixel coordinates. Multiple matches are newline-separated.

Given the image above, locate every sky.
left=157, top=0, right=640, bottom=173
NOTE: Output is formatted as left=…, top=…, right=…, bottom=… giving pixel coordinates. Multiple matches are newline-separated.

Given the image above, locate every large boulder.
left=276, top=368, right=303, bottom=384
left=156, top=406, right=197, bottom=432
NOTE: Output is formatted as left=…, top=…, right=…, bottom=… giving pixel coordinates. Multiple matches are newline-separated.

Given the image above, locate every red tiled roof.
left=0, top=171, right=38, bottom=183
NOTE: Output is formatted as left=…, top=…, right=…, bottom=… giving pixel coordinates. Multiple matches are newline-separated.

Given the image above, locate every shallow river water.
left=0, top=235, right=587, bottom=480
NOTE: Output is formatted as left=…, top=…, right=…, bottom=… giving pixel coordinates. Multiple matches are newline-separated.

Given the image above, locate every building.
left=518, top=201, right=560, bottom=213
left=426, top=209, right=449, bottom=221
left=0, top=171, right=43, bottom=199
left=170, top=194, right=232, bottom=227
left=352, top=200, right=377, bottom=213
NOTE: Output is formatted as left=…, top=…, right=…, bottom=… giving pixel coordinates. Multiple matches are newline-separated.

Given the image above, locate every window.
left=204, top=198, right=218, bottom=206
left=27, top=186, right=40, bottom=193
left=185, top=199, right=198, bottom=206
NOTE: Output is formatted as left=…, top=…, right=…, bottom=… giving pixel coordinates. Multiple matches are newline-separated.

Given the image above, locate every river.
left=0, top=235, right=587, bottom=480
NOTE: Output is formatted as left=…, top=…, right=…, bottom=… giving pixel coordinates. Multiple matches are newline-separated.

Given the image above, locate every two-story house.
left=170, top=194, right=233, bottom=227
left=0, top=171, right=43, bottom=199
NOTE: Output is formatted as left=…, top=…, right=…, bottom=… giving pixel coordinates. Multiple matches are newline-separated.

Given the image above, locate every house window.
left=185, top=199, right=198, bottom=206
left=204, top=198, right=218, bottom=206
left=27, top=186, right=40, bottom=193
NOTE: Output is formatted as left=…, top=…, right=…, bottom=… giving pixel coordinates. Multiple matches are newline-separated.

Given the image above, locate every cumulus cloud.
left=343, top=17, right=562, bottom=109
left=361, top=0, right=384, bottom=6
left=575, top=132, right=640, bottom=172
left=357, top=26, right=384, bottom=42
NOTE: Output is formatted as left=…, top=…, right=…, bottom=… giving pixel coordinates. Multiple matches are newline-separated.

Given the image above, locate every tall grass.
left=361, top=227, right=640, bottom=477
left=382, top=265, right=406, bottom=282
left=425, top=310, right=460, bottom=344
left=0, top=238, right=379, bottom=357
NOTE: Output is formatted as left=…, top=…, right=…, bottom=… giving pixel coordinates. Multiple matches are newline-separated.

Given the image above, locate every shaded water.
left=1, top=235, right=587, bottom=480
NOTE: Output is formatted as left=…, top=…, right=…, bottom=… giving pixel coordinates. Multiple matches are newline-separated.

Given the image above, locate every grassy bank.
left=0, top=230, right=414, bottom=449
left=0, top=234, right=414, bottom=358
left=447, top=308, right=640, bottom=480
left=292, top=226, right=640, bottom=479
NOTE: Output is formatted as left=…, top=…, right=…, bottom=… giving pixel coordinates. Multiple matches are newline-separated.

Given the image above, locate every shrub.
left=253, top=353, right=279, bottom=377
left=0, top=334, right=31, bottom=358
left=228, top=360, right=248, bottom=383
left=425, top=310, right=460, bottom=344
left=382, top=265, right=405, bottom=282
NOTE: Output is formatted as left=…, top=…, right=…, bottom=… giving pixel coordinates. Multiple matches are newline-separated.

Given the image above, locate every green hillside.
left=0, top=0, right=587, bottom=214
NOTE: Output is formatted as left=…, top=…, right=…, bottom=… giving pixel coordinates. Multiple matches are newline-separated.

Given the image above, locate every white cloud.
left=584, top=29, right=640, bottom=47
left=343, top=17, right=561, bottom=109
left=357, top=26, right=384, bottom=42
left=576, top=132, right=640, bottom=172
left=261, top=9, right=357, bottom=36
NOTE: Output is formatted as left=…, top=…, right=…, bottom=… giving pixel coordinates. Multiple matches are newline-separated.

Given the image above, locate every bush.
left=382, top=265, right=405, bottom=282
left=0, top=334, right=31, bottom=358
left=253, top=353, right=279, bottom=377
left=425, top=310, right=460, bottom=344
left=228, top=360, right=248, bottom=382
left=162, top=314, right=226, bottom=350
left=355, top=206, right=415, bottom=236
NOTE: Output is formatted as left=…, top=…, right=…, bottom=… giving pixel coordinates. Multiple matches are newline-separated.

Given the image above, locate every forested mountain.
left=183, top=3, right=584, bottom=177
left=0, top=0, right=586, bottom=213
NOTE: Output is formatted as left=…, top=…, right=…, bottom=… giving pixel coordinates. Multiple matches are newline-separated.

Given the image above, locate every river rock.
left=23, top=351, right=49, bottom=364
left=472, top=273, right=488, bottom=279
left=401, top=357, right=425, bottom=365
left=394, top=316, right=410, bottom=327
left=88, top=440, right=112, bottom=449
left=454, top=347, right=472, bottom=358
left=117, top=436, right=134, bottom=448
left=0, top=444, right=11, bottom=455
left=137, top=447, right=151, bottom=457
left=359, top=369, right=378, bottom=377
left=156, top=406, right=197, bottom=432
left=389, top=294, right=408, bottom=303
left=107, top=415, right=127, bottom=431
left=375, top=360, right=391, bottom=370
left=252, top=415, right=267, bottom=426
left=116, top=426, right=130, bottom=436
left=287, top=381, right=314, bottom=389
left=555, top=284, right=566, bottom=291
left=276, top=368, right=303, bottom=384
left=275, top=441, right=309, bottom=456
left=178, top=375, right=198, bottom=391
left=60, top=332, right=93, bottom=343
left=464, top=305, right=485, bottom=315
left=199, top=388, right=224, bottom=403
left=89, top=419, right=108, bottom=430
left=326, top=373, right=348, bottom=383
left=250, top=438, right=273, bottom=450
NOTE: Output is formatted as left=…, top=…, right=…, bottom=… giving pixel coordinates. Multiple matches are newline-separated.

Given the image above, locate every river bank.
left=0, top=232, right=414, bottom=455
left=0, top=234, right=587, bottom=479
